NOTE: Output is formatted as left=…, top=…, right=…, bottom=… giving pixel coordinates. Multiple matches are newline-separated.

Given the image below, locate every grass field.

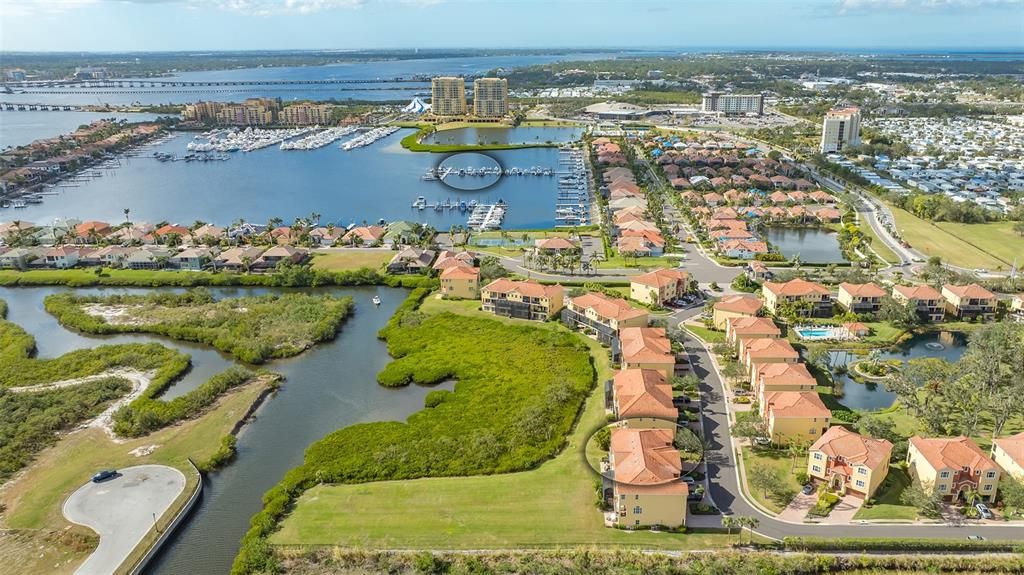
left=934, top=220, right=1020, bottom=269
left=0, top=380, right=268, bottom=574
left=309, top=250, right=392, bottom=272
left=856, top=220, right=898, bottom=265
left=740, top=448, right=804, bottom=514
left=887, top=206, right=1008, bottom=269
left=853, top=468, right=917, bottom=522
left=271, top=298, right=746, bottom=551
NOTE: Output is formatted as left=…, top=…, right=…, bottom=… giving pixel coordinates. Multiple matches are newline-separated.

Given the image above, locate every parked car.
left=91, top=469, right=117, bottom=483
left=754, top=437, right=771, bottom=446
left=802, top=484, right=815, bottom=495
left=681, top=476, right=697, bottom=485
left=966, top=535, right=986, bottom=541
left=975, top=503, right=993, bottom=519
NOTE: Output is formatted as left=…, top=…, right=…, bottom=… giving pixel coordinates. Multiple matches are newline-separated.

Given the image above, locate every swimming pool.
left=795, top=326, right=850, bottom=341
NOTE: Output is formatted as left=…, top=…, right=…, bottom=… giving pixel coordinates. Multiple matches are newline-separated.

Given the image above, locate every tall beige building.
left=431, top=77, right=467, bottom=116
left=820, top=106, right=861, bottom=153
left=473, top=77, right=509, bottom=118
left=279, top=103, right=336, bottom=125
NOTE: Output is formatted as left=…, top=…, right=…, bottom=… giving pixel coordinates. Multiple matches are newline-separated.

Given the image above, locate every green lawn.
left=684, top=325, right=726, bottom=344
left=861, top=322, right=906, bottom=345
left=856, top=220, right=898, bottom=265
left=271, top=299, right=742, bottom=551
left=310, top=250, right=392, bottom=272
left=596, top=255, right=682, bottom=269
left=740, top=448, right=803, bottom=514
left=887, top=205, right=1007, bottom=269
left=934, top=220, right=1020, bottom=269
left=853, top=467, right=917, bottom=521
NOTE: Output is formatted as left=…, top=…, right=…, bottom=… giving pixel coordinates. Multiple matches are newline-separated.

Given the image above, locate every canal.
left=0, top=285, right=445, bottom=574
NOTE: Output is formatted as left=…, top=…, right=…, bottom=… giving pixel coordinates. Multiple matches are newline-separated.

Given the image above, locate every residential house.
left=712, top=295, right=763, bottom=330
left=907, top=436, right=1000, bottom=502
left=432, top=250, right=477, bottom=271
left=170, top=247, right=216, bottom=271
left=481, top=279, right=564, bottom=321
left=741, top=337, right=799, bottom=377
left=152, top=224, right=190, bottom=243
left=387, top=248, right=436, bottom=274
left=992, top=432, right=1024, bottom=480
left=726, top=316, right=781, bottom=348
left=125, top=246, right=172, bottom=270
left=807, top=426, right=893, bottom=498
left=92, top=245, right=133, bottom=268
left=439, top=265, right=480, bottom=299
left=892, top=284, right=945, bottom=322
left=720, top=239, right=768, bottom=260
left=941, top=284, right=997, bottom=320
left=73, top=221, right=112, bottom=243
left=534, top=237, right=580, bottom=255
left=308, top=226, right=345, bottom=246
left=383, top=220, right=420, bottom=245
left=837, top=282, right=886, bottom=314
left=630, top=268, right=690, bottom=306
left=617, top=235, right=656, bottom=258
left=762, top=279, right=832, bottom=318
left=43, top=246, right=80, bottom=268
left=341, top=225, right=386, bottom=246
left=619, top=327, right=675, bottom=379
left=192, top=224, right=226, bottom=245
left=0, top=247, right=42, bottom=269
left=256, top=246, right=307, bottom=269
left=1010, top=295, right=1024, bottom=323
left=609, top=428, right=688, bottom=529
left=761, top=391, right=831, bottom=445
left=612, top=369, right=677, bottom=428
left=214, top=246, right=266, bottom=272
left=746, top=261, right=772, bottom=282
left=754, top=362, right=817, bottom=398
left=562, top=292, right=648, bottom=347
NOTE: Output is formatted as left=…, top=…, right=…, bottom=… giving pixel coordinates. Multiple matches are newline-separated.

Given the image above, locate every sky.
left=0, top=0, right=1022, bottom=52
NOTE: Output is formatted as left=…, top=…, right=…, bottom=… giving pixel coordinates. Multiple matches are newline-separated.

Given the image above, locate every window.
left=983, top=484, right=992, bottom=491
left=855, top=480, right=865, bottom=488
left=939, top=471, right=949, bottom=479
left=986, top=471, right=996, bottom=479
left=858, top=467, right=867, bottom=475
left=633, top=506, right=642, bottom=515
left=635, top=494, right=640, bottom=500
left=814, top=453, right=823, bottom=461
left=939, top=484, right=948, bottom=492
left=812, top=465, right=821, bottom=473
left=809, top=428, right=817, bottom=434
left=635, top=520, right=640, bottom=526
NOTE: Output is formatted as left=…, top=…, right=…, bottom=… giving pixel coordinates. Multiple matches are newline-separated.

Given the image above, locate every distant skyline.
left=1, top=0, right=1022, bottom=53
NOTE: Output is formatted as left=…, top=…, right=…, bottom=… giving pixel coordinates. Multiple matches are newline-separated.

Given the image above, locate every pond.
left=819, top=331, right=968, bottom=411
left=764, top=227, right=846, bottom=264
left=422, top=126, right=582, bottom=146
left=0, top=285, right=449, bottom=574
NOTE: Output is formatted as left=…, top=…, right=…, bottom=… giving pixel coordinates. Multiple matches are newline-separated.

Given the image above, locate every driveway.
left=819, top=493, right=864, bottom=524
left=778, top=490, right=817, bottom=523
left=63, top=465, right=186, bottom=575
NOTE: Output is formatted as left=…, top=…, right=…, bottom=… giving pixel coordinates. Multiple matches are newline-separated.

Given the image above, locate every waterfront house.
left=907, top=436, right=1000, bottom=502
left=712, top=295, right=763, bottom=330
left=341, top=225, right=386, bottom=246
left=609, top=428, right=688, bottom=529
left=387, top=248, right=435, bottom=274
left=892, top=284, right=945, bottom=322
left=41, top=246, right=80, bottom=269
left=619, top=327, right=675, bottom=378
left=92, top=245, right=132, bottom=268
left=741, top=337, right=799, bottom=378
left=709, top=228, right=756, bottom=243
left=107, top=224, right=152, bottom=244
left=762, top=279, right=832, bottom=318
left=837, top=282, right=886, bottom=314
left=227, top=222, right=266, bottom=241
left=727, top=316, right=781, bottom=348
left=214, top=246, right=266, bottom=272
left=308, top=226, right=345, bottom=246
left=941, top=284, right=996, bottom=320
left=170, top=247, right=216, bottom=271
left=630, top=268, right=690, bottom=307
left=0, top=247, right=41, bottom=269
left=433, top=250, right=477, bottom=271
left=256, top=246, right=307, bottom=269
left=720, top=239, right=768, bottom=260
left=609, top=196, right=647, bottom=211
left=761, top=391, right=831, bottom=445
left=1011, top=295, right=1024, bottom=323
left=125, top=246, right=171, bottom=270
left=807, top=426, right=893, bottom=499
left=73, top=221, right=112, bottom=243
left=814, top=207, right=843, bottom=223
left=439, top=265, right=480, bottom=299
left=383, top=220, right=420, bottom=245
left=612, top=369, right=677, bottom=428
left=754, top=362, right=817, bottom=398
left=992, top=432, right=1024, bottom=480
left=562, top=292, right=648, bottom=347
left=480, top=279, right=564, bottom=321
left=192, top=224, right=226, bottom=245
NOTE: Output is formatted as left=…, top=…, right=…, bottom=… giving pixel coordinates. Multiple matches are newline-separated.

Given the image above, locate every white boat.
left=372, top=296, right=381, bottom=306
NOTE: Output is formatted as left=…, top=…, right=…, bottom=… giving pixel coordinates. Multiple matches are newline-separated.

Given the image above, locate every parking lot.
left=63, top=465, right=185, bottom=575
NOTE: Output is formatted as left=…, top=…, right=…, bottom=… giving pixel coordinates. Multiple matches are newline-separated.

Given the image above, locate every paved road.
left=63, top=465, right=185, bottom=575
left=677, top=307, right=1024, bottom=540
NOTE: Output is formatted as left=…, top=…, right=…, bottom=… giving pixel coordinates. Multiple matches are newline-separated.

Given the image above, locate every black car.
left=91, top=469, right=117, bottom=483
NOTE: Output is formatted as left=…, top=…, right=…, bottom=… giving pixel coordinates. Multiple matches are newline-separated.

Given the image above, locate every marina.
left=280, top=125, right=359, bottom=150
left=554, top=147, right=592, bottom=227
left=185, top=126, right=318, bottom=153
left=339, top=125, right=400, bottom=150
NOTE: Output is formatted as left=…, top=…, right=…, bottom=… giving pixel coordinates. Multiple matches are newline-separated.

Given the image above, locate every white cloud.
left=837, top=0, right=1023, bottom=13
left=0, top=0, right=421, bottom=18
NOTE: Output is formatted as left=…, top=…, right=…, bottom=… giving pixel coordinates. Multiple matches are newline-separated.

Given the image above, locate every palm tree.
left=241, top=255, right=253, bottom=274
left=739, top=516, right=759, bottom=544
left=721, top=516, right=738, bottom=537
left=123, top=208, right=131, bottom=226
left=310, top=212, right=321, bottom=227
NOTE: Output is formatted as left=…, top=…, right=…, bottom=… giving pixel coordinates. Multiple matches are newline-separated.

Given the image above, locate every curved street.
left=677, top=307, right=1024, bottom=540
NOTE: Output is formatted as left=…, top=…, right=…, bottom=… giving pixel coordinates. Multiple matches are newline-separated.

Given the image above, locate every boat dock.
left=554, top=148, right=592, bottom=227
left=421, top=165, right=554, bottom=181
left=467, top=201, right=507, bottom=231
